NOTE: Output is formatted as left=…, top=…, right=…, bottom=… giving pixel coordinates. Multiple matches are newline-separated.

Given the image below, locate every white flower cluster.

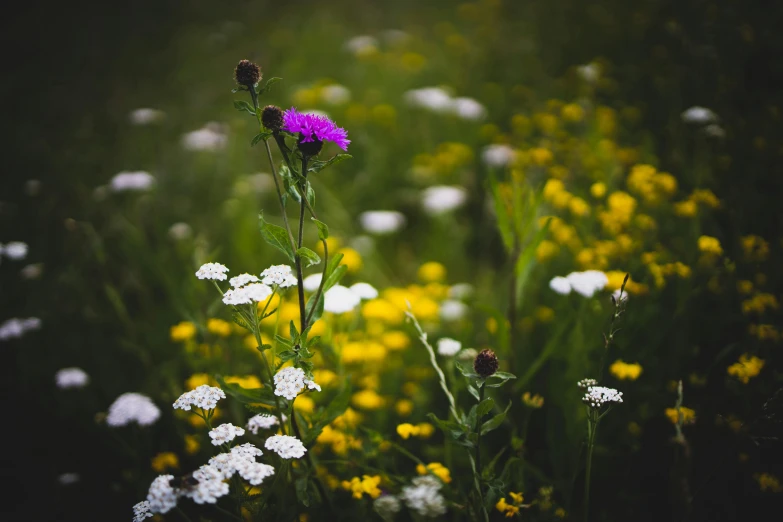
left=173, top=385, right=226, bottom=411
left=549, top=271, right=609, bottom=298
left=421, top=185, right=467, bottom=215
left=222, top=283, right=272, bottom=305
left=482, top=144, right=517, bottom=167
left=273, top=367, right=321, bottom=400
left=404, top=87, right=487, bottom=120
left=582, top=386, right=623, bottom=408
left=324, top=285, right=362, bottom=314
left=457, top=348, right=478, bottom=361
left=233, top=459, right=275, bottom=486
left=321, top=84, right=352, bottom=105
left=0, top=241, right=28, bottom=260
left=195, top=263, right=229, bottom=281
left=209, top=423, right=245, bottom=446
left=401, top=475, right=447, bottom=518
left=264, top=434, right=307, bottom=459
left=681, top=106, right=717, bottom=125
left=181, top=123, right=228, bottom=152
left=229, top=273, right=259, bottom=288
left=350, top=282, right=379, bottom=300
left=577, top=378, right=598, bottom=389
left=109, top=171, right=155, bottom=192
left=133, top=500, right=153, bottom=522
left=186, top=465, right=230, bottom=504
left=261, top=264, right=298, bottom=288
left=146, top=475, right=178, bottom=514
left=0, top=317, right=41, bottom=341
left=359, top=210, right=406, bottom=235
left=247, top=413, right=279, bottom=434
left=303, top=273, right=322, bottom=292
left=129, top=108, right=165, bottom=125
left=106, top=392, right=160, bottom=427
left=344, top=35, right=378, bottom=55
left=440, top=300, right=469, bottom=322
left=58, top=472, right=80, bottom=485
left=374, top=495, right=402, bottom=521
left=55, top=367, right=89, bottom=389
left=437, top=337, right=462, bottom=357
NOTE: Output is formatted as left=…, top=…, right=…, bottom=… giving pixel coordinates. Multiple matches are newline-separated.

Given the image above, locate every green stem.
left=295, top=158, right=309, bottom=332
left=251, top=299, right=285, bottom=431
left=474, top=383, right=488, bottom=522
left=584, top=412, right=598, bottom=522
left=263, top=139, right=297, bottom=251
left=176, top=507, right=194, bottom=522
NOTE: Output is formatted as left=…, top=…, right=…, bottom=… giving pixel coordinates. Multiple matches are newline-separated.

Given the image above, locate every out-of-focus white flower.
left=344, top=35, right=379, bottom=56
left=195, top=262, right=229, bottom=281
left=261, top=265, right=297, bottom=288
left=448, top=283, right=474, bottom=300
left=20, top=263, right=43, bottom=279
left=133, top=500, right=153, bottom=522
left=421, top=185, right=468, bottom=215
left=264, top=434, right=307, bottom=459
left=55, top=367, right=89, bottom=389
left=457, top=348, right=478, bottom=361
left=549, top=276, right=571, bottom=295
left=350, top=282, right=379, bottom=300
left=107, top=393, right=160, bottom=427
left=401, top=475, right=447, bottom=517
left=321, top=84, right=351, bottom=105
left=129, top=108, right=165, bottom=125
left=247, top=173, right=274, bottom=193
left=173, top=385, right=226, bottom=411
left=146, top=475, right=179, bottom=514
left=168, top=223, right=192, bottom=241
left=577, top=63, right=600, bottom=84
left=58, top=472, right=80, bottom=485
left=359, top=210, right=406, bottom=235
left=0, top=317, right=41, bottom=341
left=566, top=270, right=608, bottom=298
left=612, top=289, right=628, bottom=303
left=577, top=378, right=598, bottom=389
left=222, top=288, right=252, bottom=305
left=324, top=285, right=361, bottom=314
left=247, top=414, right=279, bottom=434
left=185, top=465, right=230, bottom=504
left=109, top=171, right=155, bottom=192
left=380, top=29, right=410, bottom=45
left=405, top=87, right=454, bottom=113
left=2, top=241, right=28, bottom=260
left=437, top=337, right=462, bottom=356
left=374, top=495, right=402, bottom=521
left=230, top=273, right=260, bottom=288
left=440, top=300, right=469, bottom=322
left=482, top=144, right=517, bottom=167
left=582, top=386, right=623, bottom=408
left=273, top=367, right=320, bottom=400
left=681, top=106, right=717, bottom=125
left=704, top=124, right=725, bottom=138
left=303, top=273, right=323, bottom=292
left=452, top=97, right=486, bottom=120
left=181, top=123, right=228, bottom=151
left=209, top=423, right=245, bottom=446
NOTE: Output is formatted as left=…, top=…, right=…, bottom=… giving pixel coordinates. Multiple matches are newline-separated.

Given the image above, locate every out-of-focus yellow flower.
left=313, top=369, right=338, bottom=387
left=396, top=423, right=418, bottom=439
left=381, top=330, right=410, bottom=350
left=535, top=240, right=560, bottom=262
left=568, top=197, right=590, bottom=217
left=371, top=104, right=397, bottom=127
left=337, top=248, right=363, bottom=273
left=224, top=375, right=262, bottom=389
left=171, top=321, right=197, bottom=342
left=292, top=87, right=318, bottom=106
left=416, top=462, right=451, bottom=483
left=151, top=452, right=179, bottom=472
left=418, top=262, right=447, bottom=283
left=341, top=475, right=382, bottom=499
left=416, top=423, right=434, bottom=438
left=534, top=306, right=554, bottom=323
left=595, top=106, right=616, bottom=135
left=186, top=373, right=212, bottom=390
left=755, top=473, right=783, bottom=493
left=206, top=318, right=232, bottom=337
left=401, top=52, right=427, bottom=72
left=402, top=382, right=420, bottom=397
left=609, top=360, right=643, bottom=381
left=561, top=103, right=584, bottom=122
left=599, top=191, right=636, bottom=234
left=352, top=389, right=384, bottom=410
left=741, top=235, right=770, bottom=262
left=395, top=399, right=414, bottom=417
left=410, top=297, right=439, bottom=322
left=604, top=271, right=648, bottom=295
left=698, top=235, right=723, bottom=256
left=555, top=508, right=567, bottom=518
left=529, top=147, right=553, bottom=166
left=590, top=182, right=607, bottom=198
left=727, top=354, right=765, bottom=383
left=665, top=406, right=696, bottom=425
left=737, top=280, right=754, bottom=295
left=674, top=199, right=698, bottom=217
left=184, top=434, right=200, bottom=455
left=690, top=189, right=720, bottom=208
left=496, top=492, right=524, bottom=518
left=534, top=112, right=558, bottom=135
left=522, top=392, right=544, bottom=408
left=333, top=408, right=362, bottom=430
left=363, top=299, right=405, bottom=324
left=749, top=324, right=780, bottom=341
left=294, top=395, right=315, bottom=414
left=342, top=341, right=386, bottom=364
left=511, top=114, right=532, bottom=137
left=345, top=103, right=368, bottom=124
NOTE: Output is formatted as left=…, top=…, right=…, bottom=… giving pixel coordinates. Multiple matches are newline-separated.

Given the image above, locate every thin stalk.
left=295, top=158, right=309, bottom=332
left=176, top=507, right=194, bottom=522
left=251, top=299, right=285, bottom=431
left=584, top=413, right=598, bottom=522
left=263, top=140, right=297, bottom=250
left=474, top=384, right=488, bottom=522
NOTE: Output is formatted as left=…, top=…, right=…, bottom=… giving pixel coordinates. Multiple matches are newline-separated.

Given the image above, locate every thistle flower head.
left=234, top=59, right=261, bottom=88
left=474, top=348, right=499, bottom=378
left=262, top=105, right=284, bottom=132
left=281, top=107, right=350, bottom=152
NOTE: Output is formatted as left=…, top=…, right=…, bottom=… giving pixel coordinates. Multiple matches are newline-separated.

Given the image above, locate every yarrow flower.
left=209, top=423, right=245, bottom=446
left=265, top=434, right=307, bottom=459
left=185, top=465, right=230, bottom=504
left=374, top=495, right=402, bottom=521
left=437, top=337, right=462, bottom=356
left=260, top=264, right=298, bottom=288
left=55, top=367, right=89, bottom=389
left=273, top=367, right=320, bottom=400
left=349, top=282, right=379, bottom=300
left=281, top=107, right=350, bottom=151
left=1, top=241, right=28, bottom=260
left=133, top=501, right=153, bottom=522
left=195, top=263, right=229, bottom=281
left=582, top=386, right=623, bottom=408
left=229, top=273, right=260, bottom=288
left=359, top=210, right=406, bottom=235
left=324, top=285, right=362, bottom=314
left=401, top=475, right=447, bottom=517
left=247, top=413, right=279, bottom=434
left=577, top=378, right=598, bottom=389
left=173, top=385, right=226, bottom=411
left=106, top=393, right=161, bottom=427
left=146, top=475, right=179, bottom=514
left=0, top=317, right=42, bottom=341
left=222, top=283, right=273, bottom=305
left=109, top=171, right=155, bottom=192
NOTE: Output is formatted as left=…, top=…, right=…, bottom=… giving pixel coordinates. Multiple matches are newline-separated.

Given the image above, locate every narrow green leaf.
left=289, top=320, right=299, bottom=342
left=311, top=218, right=329, bottom=240
left=296, top=247, right=321, bottom=268
left=295, top=477, right=310, bottom=507
left=305, top=292, right=325, bottom=324
left=467, top=383, right=480, bottom=401
left=233, top=100, right=255, bottom=114
left=257, top=344, right=272, bottom=353
left=258, top=77, right=283, bottom=95
left=259, top=213, right=295, bottom=263
left=231, top=311, right=251, bottom=330
left=251, top=131, right=273, bottom=146
left=481, top=402, right=512, bottom=435
left=455, top=361, right=481, bottom=380
left=476, top=397, right=495, bottom=418
left=304, top=384, right=352, bottom=445
left=308, top=153, right=352, bottom=173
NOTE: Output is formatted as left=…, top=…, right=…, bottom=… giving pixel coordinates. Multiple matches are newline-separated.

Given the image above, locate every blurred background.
left=1, top=0, right=782, bottom=520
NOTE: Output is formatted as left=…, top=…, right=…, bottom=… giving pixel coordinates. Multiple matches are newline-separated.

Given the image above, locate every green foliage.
left=259, top=213, right=295, bottom=262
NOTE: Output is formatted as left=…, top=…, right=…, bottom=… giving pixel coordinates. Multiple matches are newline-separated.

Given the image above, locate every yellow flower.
left=727, top=354, right=765, bottom=384
left=395, top=400, right=414, bottom=417
left=206, top=318, right=232, bottom=337
left=381, top=331, right=410, bottom=350
left=186, top=373, right=212, bottom=390
left=590, top=182, right=607, bottom=198
left=332, top=408, right=362, bottom=430
left=690, top=189, right=720, bottom=208
left=697, top=235, right=723, bottom=256
left=534, top=306, right=554, bottom=323
left=342, top=475, right=383, bottom=499
left=312, top=369, right=338, bottom=387
left=535, top=240, right=560, bottom=262
left=665, top=407, right=696, bottom=425
left=737, top=280, right=754, bottom=295
left=396, top=423, right=419, bottom=439
left=741, top=293, right=779, bottom=315
left=756, top=473, right=783, bottom=493
left=342, top=341, right=387, bottom=364
left=294, top=395, right=315, bottom=414
left=371, top=104, right=397, bottom=128
left=561, top=103, right=584, bottom=122
left=362, top=299, right=405, bottom=324
left=224, top=375, right=262, bottom=389
left=522, top=392, right=544, bottom=408
left=749, top=324, right=780, bottom=341
left=609, top=360, right=643, bottom=381
left=170, top=321, right=197, bottom=342
left=673, top=199, right=698, bottom=217
left=337, top=247, right=363, bottom=273
left=184, top=434, right=200, bottom=455
left=151, top=452, right=179, bottom=472
left=741, top=235, right=770, bottom=262
left=529, top=147, right=553, bottom=166
left=555, top=507, right=567, bottom=518
left=410, top=297, right=439, bottom=322
left=417, top=262, right=447, bottom=283
left=352, top=389, right=384, bottom=410
left=416, top=462, right=451, bottom=483
left=568, top=197, right=590, bottom=217
left=416, top=423, right=435, bottom=438
left=496, top=492, right=524, bottom=517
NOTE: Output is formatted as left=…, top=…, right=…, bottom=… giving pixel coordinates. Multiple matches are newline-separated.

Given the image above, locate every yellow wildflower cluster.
left=522, top=392, right=544, bottom=408
left=151, top=452, right=179, bottom=472
left=341, top=475, right=382, bottom=499
left=412, top=142, right=474, bottom=178
left=416, top=462, right=451, bottom=483
left=727, top=354, right=765, bottom=384
left=755, top=473, right=783, bottom=493
left=170, top=321, right=197, bottom=342
left=206, top=318, right=232, bottom=337
left=317, top=426, right=362, bottom=455
left=224, top=375, right=262, bottom=389
left=741, top=293, right=779, bottom=315
left=697, top=235, right=723, bottom=256
left=748, top=324, right=780, bottom=342
left=665, top=407, right=696, bottom=425
left=598, top=191, right=637, bottom=235
left=741, top=235, right=770, bottom=262
left=609, top=360, right=643, bottom=381
left=396, top=423, right=435, bottom=439
left=496, top=492, right=525, bottom=518
left=626, top=164, right=678, bottom=205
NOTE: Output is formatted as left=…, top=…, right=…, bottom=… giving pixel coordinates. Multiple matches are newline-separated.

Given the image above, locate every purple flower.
left=281, top=107, right=350, bottom=151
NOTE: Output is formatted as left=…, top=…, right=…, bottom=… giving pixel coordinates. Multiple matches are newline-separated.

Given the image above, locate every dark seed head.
left=262, top=105, right=284, bottom=132
left=234, top=59, right=261, bottom=87
left=474, top=349, right=499, bottom=378
left=297, top=135, right=323, bottom=157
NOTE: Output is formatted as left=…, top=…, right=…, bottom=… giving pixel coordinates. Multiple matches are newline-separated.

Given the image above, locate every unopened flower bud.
left=234, top=59, right=261, bottom=88
left=474, top=349, right=499, bottom=378
left=262, top=105, right=284, bottom=132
